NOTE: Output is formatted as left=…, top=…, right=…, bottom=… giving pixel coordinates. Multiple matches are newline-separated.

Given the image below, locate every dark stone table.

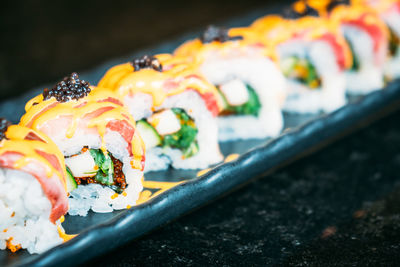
left=84, top=108, right=400, bottom=266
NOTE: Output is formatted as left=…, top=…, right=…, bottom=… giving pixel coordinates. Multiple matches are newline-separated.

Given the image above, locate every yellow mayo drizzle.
left=196, top=154, right=240, bottom=177
left=224, top=153, right=240, bottom=162
left=251, top=15, right=293, bottom=44
left=19, top=87, right=145, bottom=163
left=57, top=226, right=77, bottom=242
left=352, top=0, right=398, bottom=13
left=329, top=4, right=390, bottom=39
left=302, top=0, right=391, bottom=36
left=57, top=216, right=77, bottom=242
left=98, top=54, right=223, bottom=111
left=174, top=27, right=278, bottom=66
left=136, top=180, right=185, bottom=205
left=197, top=168, right=211, bottom=177
left=251, top=13, right=353, bottom=69
left=0, top=125, right=66, bottom=188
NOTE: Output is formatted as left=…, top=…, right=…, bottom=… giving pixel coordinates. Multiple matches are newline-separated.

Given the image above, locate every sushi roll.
left=174, top=26, right=286, bottom=141
left=355, top=0, right=400, bottom=79
left=252, top=5, right=352, bottom=113
left=20, top=73, right=145, bottom=216
left=0, top=118, right=68, bottom=253
left=321, top=0, right=390, bottom=93
left=98, top=54, right=223, bottom=172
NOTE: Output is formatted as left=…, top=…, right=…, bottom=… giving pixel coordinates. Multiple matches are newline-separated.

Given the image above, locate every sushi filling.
left=217, top=79, right=261, bottom=117
left=280, top=56, right=321, bottom=89
left=345, top=37, right=360, bottom=71
left=137, top=108, right=199, bottom=158
left=65, top=148, right=126, bottom=193
left=389, top=28, right=400, bottom=57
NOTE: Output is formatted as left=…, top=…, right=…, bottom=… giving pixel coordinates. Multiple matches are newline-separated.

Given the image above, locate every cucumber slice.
left=66, top=167, right=77, bottom=192
left=217, top=89, right=229, bottom=110
left=136, top=120, right=162, bottom=149
left=183, top=142, right=199, bottom=158
left=281, top=56, right=297, bottom=76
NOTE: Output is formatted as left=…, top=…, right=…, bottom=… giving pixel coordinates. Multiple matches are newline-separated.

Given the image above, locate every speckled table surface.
left=83, top=108, right=400, bottom=266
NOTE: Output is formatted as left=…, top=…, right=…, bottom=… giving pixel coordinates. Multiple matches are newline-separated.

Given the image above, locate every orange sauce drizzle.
left=19, top=87, right=145, bottom=165
left=352, top=0, right=398, bottom=13
left=57, top=216, right=77, bottom=243
left=251, top=13, right=353, bottom=69
left=224, top=153, right=239, bottom=163
left=196, top=153, right=240, bottom=177
left=98, top=54, right=223, bottom=111
left=174, top=27, right=278, bottom=65
left=329, top=4, right=389, bottom=37
left=0, top=125, right=66, bottom=189
left=57, top=226, right=77, bottom=242
left=197, top=168, right=211, bottom=177
left=136, top=180, right=185, bottom=205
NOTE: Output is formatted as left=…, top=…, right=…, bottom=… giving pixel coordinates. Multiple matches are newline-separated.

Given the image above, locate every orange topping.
left=175, top=27, right=277, bottom=65
left=20, top=87, right=145, bottom=169
left=224, top=153, right=240, bottom=163
left=6, top=238, right=22, bottom=253
left=57, top=226, right=77, bottom=242
left=197, top=168, right=211, bottom=177
left=0, top=125, right=67, bottom=189
left=98, top=54, right=223, bottom=115
left=252, top=14, right=352, bottom=70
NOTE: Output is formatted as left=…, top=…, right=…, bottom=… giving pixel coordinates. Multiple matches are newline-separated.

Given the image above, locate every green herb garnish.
left=281, top=56, right=321, bottom=88
left=162, top=108, right=199, bottom=158
left=89, top=149, right=114, bottom=186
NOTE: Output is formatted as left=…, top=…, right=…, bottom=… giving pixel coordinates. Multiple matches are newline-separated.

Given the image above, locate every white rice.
left=384, top=9, right=400, bottom=38
left=385, top=49, right=400, bottom=79
left=126, top=90, right=223, bottom=172
left=199, top=55, right=286, bottom=141
left=0, top=168, right=63, bottom=254
left=278, top=39, right=347, bottom=113
left=342, top=25, right=385, bottom=94
left=40, top=124, right=143, bottom=216
left=383, top=10, right=400, bottom=79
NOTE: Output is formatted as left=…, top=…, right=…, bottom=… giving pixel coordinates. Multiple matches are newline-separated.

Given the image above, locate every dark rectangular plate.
left=1, top=5, right=400, bottom=267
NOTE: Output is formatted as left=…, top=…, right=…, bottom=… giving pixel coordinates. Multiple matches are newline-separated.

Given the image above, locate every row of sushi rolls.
left=0, top=0, right=399, bottom=254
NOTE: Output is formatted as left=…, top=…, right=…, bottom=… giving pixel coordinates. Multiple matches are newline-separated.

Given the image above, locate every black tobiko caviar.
left=326, top=0, right=350, bottom=12
left=131, top=55, right=163, bottom=72
left=0, top=118, right=12, bottom=141
left=200, top=25, right=243, bottom=44
left=43, top=72, right=91, bottom=103
left=283, top=3, right=319, bottom=19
